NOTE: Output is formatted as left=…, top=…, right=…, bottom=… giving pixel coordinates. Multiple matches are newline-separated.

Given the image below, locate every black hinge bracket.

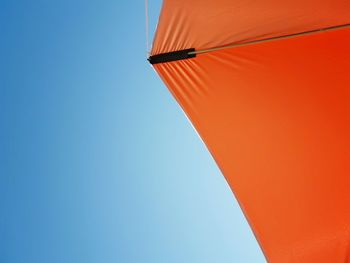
left=148, top=48, right=196, bottom=64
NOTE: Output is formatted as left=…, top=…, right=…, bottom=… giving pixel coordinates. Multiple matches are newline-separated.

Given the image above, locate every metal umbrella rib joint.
left=148, top=48, right=196, bottom=64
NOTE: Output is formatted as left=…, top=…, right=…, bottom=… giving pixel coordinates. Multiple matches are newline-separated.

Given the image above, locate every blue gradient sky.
left=1, top=1, right=265, bottom=262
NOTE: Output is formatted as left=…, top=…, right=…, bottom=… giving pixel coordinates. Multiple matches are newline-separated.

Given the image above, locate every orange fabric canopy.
left=150, top=1, right=350, bottom=262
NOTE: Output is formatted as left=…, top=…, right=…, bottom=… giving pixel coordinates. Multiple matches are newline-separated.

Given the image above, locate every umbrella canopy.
left=149, top=1, right=350, bottom=262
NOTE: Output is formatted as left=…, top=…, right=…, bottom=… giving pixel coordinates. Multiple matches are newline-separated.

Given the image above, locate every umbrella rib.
left=189, top=23, right=350, bottom=55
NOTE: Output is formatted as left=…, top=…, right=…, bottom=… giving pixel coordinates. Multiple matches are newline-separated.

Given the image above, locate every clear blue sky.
left=0, top=1, right=265, bottom=262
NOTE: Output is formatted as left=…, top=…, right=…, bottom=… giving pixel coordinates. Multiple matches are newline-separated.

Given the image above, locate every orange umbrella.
left=148, top=1, right=350, bottom=262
